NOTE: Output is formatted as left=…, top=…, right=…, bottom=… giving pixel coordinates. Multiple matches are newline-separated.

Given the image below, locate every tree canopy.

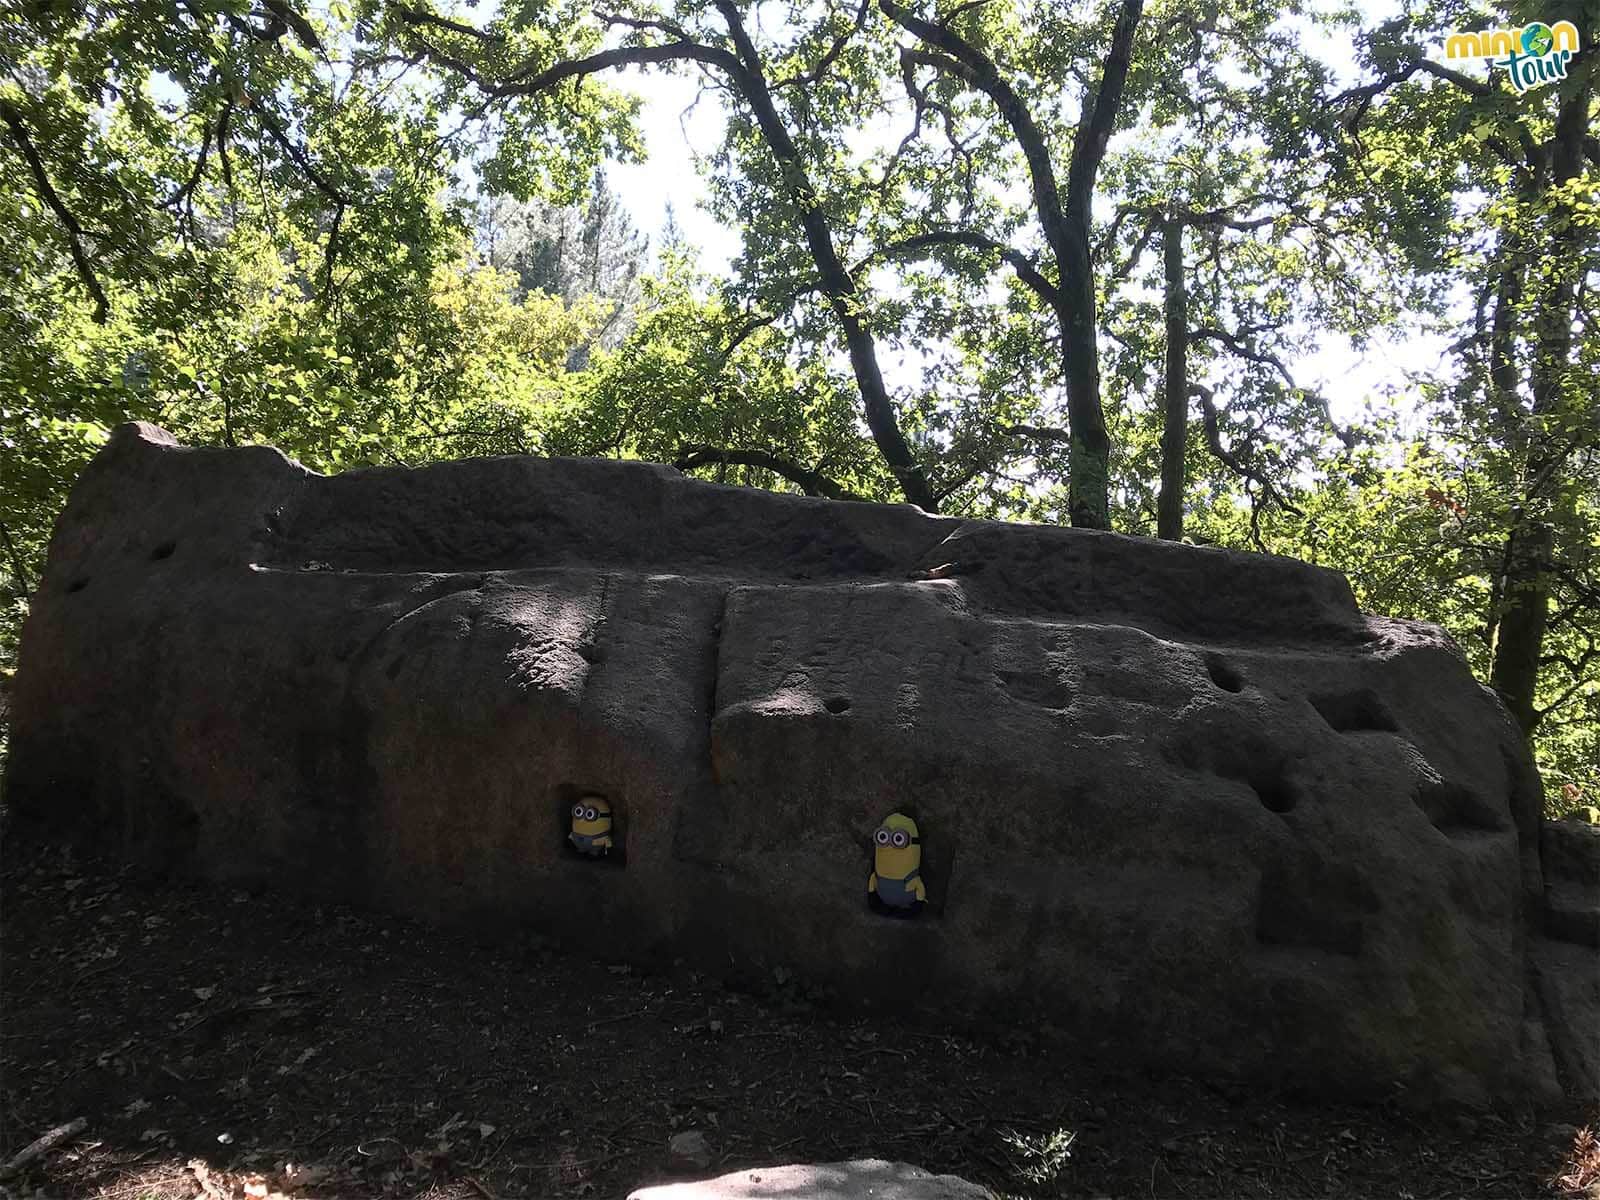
left=2, top=0, right=1595, bottom=808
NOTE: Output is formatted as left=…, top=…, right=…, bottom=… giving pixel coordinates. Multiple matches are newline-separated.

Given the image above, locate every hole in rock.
left=1413, top=778, right=1504, bottom=839
left=66, top=577, right=89, bottom=593
left=151, top=540, right=177, bottom=561
left=861, top=803, right=950, bottom=920
left=556, top=784, right=626, bottom=867
left=824, top=696, right=852, bottom=714
left=1205, top=654, right=1243, bottom=693
left=1078, top=706, right=1120, bottom=738
left=1253, top=778, right=1299, bottom=814
left=994, top=668, right=1074, bottom=709
left=1255, top=861, right=1370, bottom=957
left=1309, top=689, right=1398, bottom=733
left=1215, top=748, right=1300, bottom=815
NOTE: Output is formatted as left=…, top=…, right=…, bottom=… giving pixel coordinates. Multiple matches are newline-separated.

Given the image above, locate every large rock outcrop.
left=5, top=424, right=1562, bottom=1104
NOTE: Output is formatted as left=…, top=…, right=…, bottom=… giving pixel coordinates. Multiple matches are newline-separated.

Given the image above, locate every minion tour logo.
left=1445, top=20, right=1581, bottom=94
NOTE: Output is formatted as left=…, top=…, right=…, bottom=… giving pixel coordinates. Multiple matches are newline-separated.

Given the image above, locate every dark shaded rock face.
left=6, top=424, right=1562, bottom=1104
left=1533, top=818, right=1600, bottom=1100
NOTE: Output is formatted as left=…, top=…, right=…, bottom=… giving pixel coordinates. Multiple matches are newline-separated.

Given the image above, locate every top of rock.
left=72, top=422, right=1366, bottom=645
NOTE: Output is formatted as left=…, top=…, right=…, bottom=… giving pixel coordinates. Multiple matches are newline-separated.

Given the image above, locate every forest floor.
left=3, top=836, right=1597, bottom=1200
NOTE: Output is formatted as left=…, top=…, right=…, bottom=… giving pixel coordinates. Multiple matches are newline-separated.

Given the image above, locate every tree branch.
left=1335, top=55, right=1498, bottom=138
left=239, top=92, right=343, bottom=202
left=881, top=12, right=1074, bottom=270
left=1191, top=324, right=1357, bottom=448
left=397, top=2, right=933, bottom=509
left=321, top=199, right=346, bottom=306
left=1001, top=422, right=1073, bottom=443
left=1067, top=0, right=1144, bottom=224
left=711, top=0, right=934, bottom=510
left=492, top=37, right=739, bottom=97
left=395, top=6, right=504, bottom=43
left=1190, top=382, right=1300, bottom=516
left=675, top=445, right=861, bottom=500
left=395, top=7, right=746, bottom=104
left=163, top=96, right=236, bottom=235
left=773, top=0, right=872, bottom=90
left=0, top=518, right=32, bottom=599
left=261, top=0, right=324, bottom=52
left=0, top=98, right=110, bottom=323
left=859, top=229, right=1059, bottom=306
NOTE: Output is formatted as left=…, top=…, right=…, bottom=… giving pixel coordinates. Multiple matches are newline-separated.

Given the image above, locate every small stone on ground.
left=667, top=1130, right=713, bottom=1173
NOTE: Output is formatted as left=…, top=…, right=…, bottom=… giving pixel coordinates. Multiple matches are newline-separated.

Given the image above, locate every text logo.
left=1445, top=20, right=1580, bottom=93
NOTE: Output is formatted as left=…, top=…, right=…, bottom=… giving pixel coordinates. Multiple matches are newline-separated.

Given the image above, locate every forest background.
left=1, top=0, right=1595, bottom=809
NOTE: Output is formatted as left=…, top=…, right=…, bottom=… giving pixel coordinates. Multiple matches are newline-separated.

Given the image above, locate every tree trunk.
left=715, top=0, right=935, bottom=511
left=1491, top=519, right=1553, bottom=735
left=1480, top=262, right=1523, bottom=654
left=1158, top=216, right=1187, bottom=540
left=1488, top=42, right=1592, bottom=738
left=1056, top=0, right=1143, bottom=531
left=1057, top=246, right=1112, bottom=531
left=878, top=0, right=1143, bottom=528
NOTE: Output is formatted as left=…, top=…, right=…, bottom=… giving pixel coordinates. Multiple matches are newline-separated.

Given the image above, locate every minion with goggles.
left=568, top=796, right=613, bottom=856
left=867, top=812, right=926, bottom=916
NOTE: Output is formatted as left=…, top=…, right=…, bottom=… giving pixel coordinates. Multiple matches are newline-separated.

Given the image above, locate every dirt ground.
left=3, top=836, right=1596, bottom=1200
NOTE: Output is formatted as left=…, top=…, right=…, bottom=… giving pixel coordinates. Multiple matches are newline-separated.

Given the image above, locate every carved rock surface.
left=5, top=424, right=1558, bottom=1104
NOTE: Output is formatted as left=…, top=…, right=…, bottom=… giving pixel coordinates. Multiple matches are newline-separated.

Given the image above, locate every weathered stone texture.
left=4, top=423, right=1567, bottom=1104
left=1533, top=817, right=1600, bottom=1100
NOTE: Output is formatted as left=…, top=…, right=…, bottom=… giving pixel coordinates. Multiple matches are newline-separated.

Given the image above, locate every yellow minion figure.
left=569, top=795, right=614, bottom=857
left=867, top=812, right=926, bottom=916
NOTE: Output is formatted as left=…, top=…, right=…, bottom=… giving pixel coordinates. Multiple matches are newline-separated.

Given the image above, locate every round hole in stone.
left=151, top=540, right=177, bottom=561
left=1254, top=779, right=1297, bottom=814
left=1205, top=654, right=1244, bottom=693
left=823, top=696, right=852, bottom=714
left=66, top=577, right=89, bottom=593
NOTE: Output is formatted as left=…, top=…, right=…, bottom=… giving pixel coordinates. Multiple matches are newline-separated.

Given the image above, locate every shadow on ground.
left=2, top=836, right=1593, bottom=1199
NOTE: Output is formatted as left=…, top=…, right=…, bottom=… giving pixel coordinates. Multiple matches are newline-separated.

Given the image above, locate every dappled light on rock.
left=2, top=423, right=1577, bottom=1107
